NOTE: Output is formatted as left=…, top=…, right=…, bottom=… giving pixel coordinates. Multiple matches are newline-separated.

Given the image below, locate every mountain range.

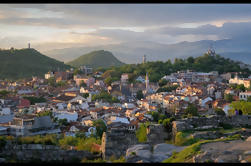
left=43, top=37, right=251, bottom=65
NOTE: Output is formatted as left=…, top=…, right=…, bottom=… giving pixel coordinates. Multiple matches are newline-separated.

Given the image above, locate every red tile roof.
left=18, top=99, right=30, bottom=108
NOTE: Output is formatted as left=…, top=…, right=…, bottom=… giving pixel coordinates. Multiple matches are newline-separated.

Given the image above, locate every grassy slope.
left=163, top=134, right=242, bottom=163
left=67, top=50, right=124, bottom=68
left=0, top=48, right=70, bottom=80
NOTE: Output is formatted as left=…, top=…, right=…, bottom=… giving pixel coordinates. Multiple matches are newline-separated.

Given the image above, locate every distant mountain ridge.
left=0, top=48, right=70, bottom=80
left=43, top=38, right=251, bottom=65
left=67, top=50, right=124, bottom=68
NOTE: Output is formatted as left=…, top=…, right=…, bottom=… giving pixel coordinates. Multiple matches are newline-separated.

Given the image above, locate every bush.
left=219, top=123, right=233, bottom=129
left=76, top=137, right=101, bottom=153
left=214, top=108, right=226, bottom=116
left=174, top=132, right=200, bottom=146
left=0, top=136, right=7, bottom=149
left=136, top=123, right=147, bottom=143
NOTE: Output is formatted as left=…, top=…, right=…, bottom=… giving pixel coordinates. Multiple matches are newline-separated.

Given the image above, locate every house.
left=200, top=97, right=213, bottom=107
left=136, top=76, right=145, bottom=83
left=54, top=111, right=78, bottom=122
left=122, top=103, right=135, bottom=109
left=121, top=74, right=129, bottom=83
left=9, top=115, right=56, bottom=136
left=18, top=99, right=31, bottom=109
left=239, top=91, right=251, bottom=101
left=74, top=75, right=95, bottom=87
left=0, top=107, right=11, bottom=115
left=0, top=126, right=8, bottom=135
left=45, top=71, right=54, bottom=79
left=229, top=75, right=251, bottom=88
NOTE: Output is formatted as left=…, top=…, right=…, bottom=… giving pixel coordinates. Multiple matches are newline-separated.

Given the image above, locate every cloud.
left=2, top=4, right=251, bottom=28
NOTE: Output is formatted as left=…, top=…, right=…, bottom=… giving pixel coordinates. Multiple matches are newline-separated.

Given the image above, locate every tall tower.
left=143, top=55, right=146, bottom=64
left=28, top=43, right=30, bottom=49
left=145, top=72, right=149, bottom=92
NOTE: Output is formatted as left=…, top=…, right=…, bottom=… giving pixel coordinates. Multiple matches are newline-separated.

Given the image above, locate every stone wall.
left=101, top=128, right=138, bottom=160
left=0, top=143, right=97, bottom=162
left=146, top=124, right=170, bottom=145
left=172, top=115, right=251, bottom=138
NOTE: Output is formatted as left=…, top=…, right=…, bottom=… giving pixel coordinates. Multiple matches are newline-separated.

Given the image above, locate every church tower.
left=145, top=72, right=149, bottom=91
left=143, top=55, right=146, bottom=64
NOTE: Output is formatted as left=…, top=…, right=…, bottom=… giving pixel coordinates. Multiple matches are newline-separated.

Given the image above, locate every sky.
left=1, top=4, right=251, bottom=51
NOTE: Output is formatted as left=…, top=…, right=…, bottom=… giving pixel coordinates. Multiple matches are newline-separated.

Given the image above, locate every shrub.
left=219, top=123, right=233, bottom=129
left=0, top=136, right=7, bottom=149
left=214, top=108, right=226, bottom=116
left=174, top=132, right=200, bottom=146
left=136, top=123, right=147, bottom=143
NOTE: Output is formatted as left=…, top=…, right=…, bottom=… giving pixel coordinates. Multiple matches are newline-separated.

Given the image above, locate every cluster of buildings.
left=0, top=52, right=251, bottom=138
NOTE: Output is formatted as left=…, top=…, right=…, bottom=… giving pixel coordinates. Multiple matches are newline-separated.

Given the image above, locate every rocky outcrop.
left=193, top=140, right=251, bottom=163
left=172, top=115, right=251, bottom=138
left=125, top=143, right=186, bottom=163
left=101, top=128, right=138, bottom=160
left=147, top=124, right=170, bottom=145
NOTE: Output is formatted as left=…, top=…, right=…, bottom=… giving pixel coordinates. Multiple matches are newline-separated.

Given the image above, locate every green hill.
left=67, top=50, right=124, bottom=68
left=98, top=53, right=251, bottom=83
left=0, top=48, right=70, bottom=80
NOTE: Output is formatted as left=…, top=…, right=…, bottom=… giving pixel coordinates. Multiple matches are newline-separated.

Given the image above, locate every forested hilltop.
left=0, top=48, right=70, bottom=80
left=67, top=50, right=124, bottom=68
left=97, top=54, right=251, bottom=84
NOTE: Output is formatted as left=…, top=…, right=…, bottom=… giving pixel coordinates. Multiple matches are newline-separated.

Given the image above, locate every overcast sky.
left=1, top=4, right=251, bottom=51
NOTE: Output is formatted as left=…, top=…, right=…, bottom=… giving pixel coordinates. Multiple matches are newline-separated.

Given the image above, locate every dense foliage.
left=24, top=96, right=47, bottom=105
left=91, top=91, right=119, bottom=103
left=92, top=120, right=107, bottom=138
left=96, top=54, right=251, bottom=83
left=184, top=103, right=199, bottom=117
left=136, top=90, right=144, bottom=100
left=136, top=123, right=148, bottom=143
left=67, top=50, right=124, bottom=68
left=229, top=101, right=251, bottom=115
left=0, top=48, right=70, bottom=80
left=156, top=85, right=179, bottom=93
left=224, top=94, right=234, bottom=103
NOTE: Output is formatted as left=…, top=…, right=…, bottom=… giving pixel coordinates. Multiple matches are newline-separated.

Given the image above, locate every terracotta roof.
left=18, top=99, right=30, bottom=108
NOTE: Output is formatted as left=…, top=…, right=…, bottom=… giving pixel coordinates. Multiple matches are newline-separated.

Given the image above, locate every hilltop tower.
left=143, top=55, right=146, bottom=64
left=207, top=44, right=216, bottom=56
left=28, top=43, right=31, bottom=49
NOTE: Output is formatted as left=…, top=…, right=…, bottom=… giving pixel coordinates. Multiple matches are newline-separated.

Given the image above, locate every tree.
left=136, top=90, right=144, bottom=100
left=214, top=108, right=226, bottom=116
left=92, top=120, right=107, bottom=138
left=48, top=77, right=56, bottom=87
left=184, top=104, right=198, bottom=117
left=82, top=93, right=89, bottom=99
left=0, top=90, right=10, bottom=98
left=58, top=118, right=69, bottom=126
left=247, top=96, right=251, bottom=102
left=187, top=56, right=195, bottom=64
left=224, top=94, right=234, bottom=103
left=136, top=123, right=147, bottom=143
left=80, top=81, right=87, bottom=87
left=236, top=84, right=246, bottom=92
left=158, top=79, right=168, bottom=87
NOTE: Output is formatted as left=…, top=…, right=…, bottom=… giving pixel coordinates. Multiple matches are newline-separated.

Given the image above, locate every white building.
left=54, top=111, right=78, bottom=122
left=45, top=72, right=54, bottom=79
left=239, top=91, right=251, bottom=101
